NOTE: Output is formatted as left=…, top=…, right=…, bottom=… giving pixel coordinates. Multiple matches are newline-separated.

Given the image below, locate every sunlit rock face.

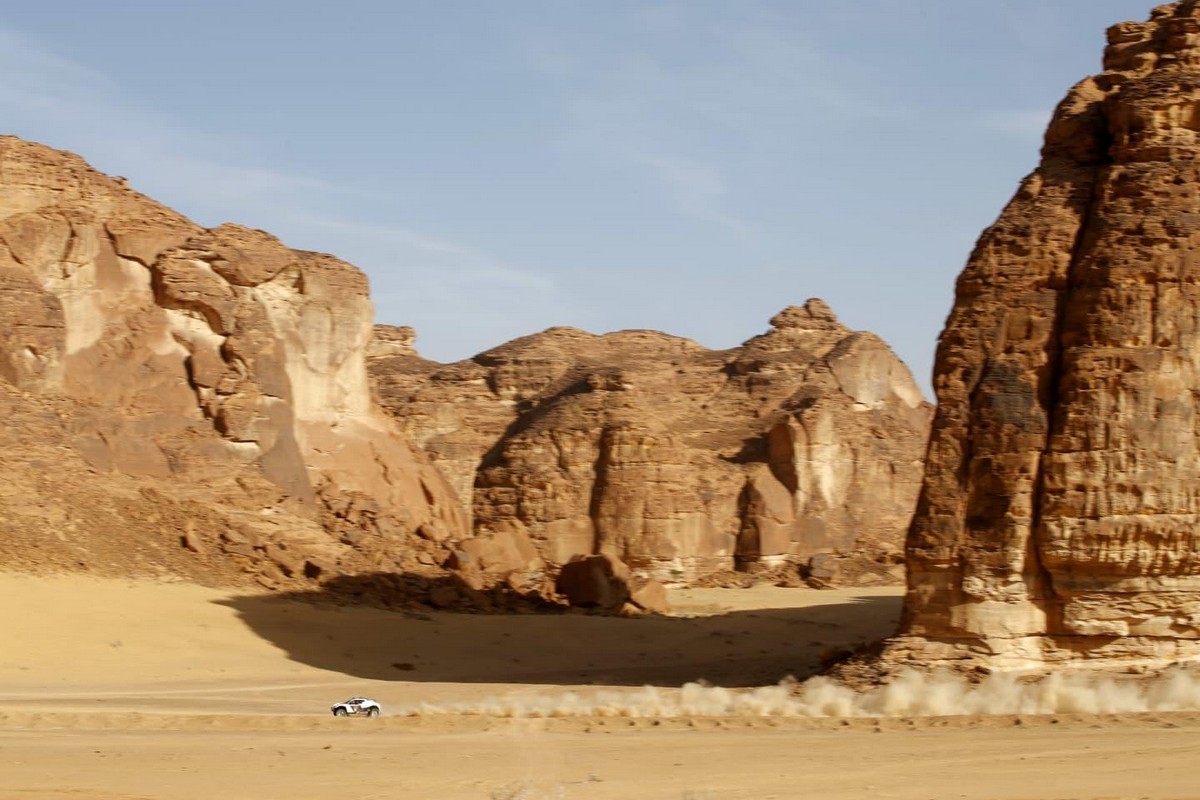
left=894, top=1, right=1200, bottom=668
left=370, top=300, right=932, bottom=583
left=0, top=137, right=466, bottom=582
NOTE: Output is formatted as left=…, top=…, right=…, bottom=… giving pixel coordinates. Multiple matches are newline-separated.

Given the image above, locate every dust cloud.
left=398, top=666, right=1200, bottom=719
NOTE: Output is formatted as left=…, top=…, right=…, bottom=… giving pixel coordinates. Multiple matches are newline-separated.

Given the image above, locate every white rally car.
left=330, top=697, right=381, bottom=717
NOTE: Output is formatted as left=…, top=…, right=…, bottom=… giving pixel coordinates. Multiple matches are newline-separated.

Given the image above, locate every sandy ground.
left=2, top=574, right=1200, bottom=799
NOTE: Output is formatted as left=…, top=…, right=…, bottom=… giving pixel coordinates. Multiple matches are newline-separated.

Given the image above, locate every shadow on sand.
left=217, top=572, right=902, bottom=688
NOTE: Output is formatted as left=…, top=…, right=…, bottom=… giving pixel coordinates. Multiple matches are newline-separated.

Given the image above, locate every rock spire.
left=896, top=1, right=1200, bottom=667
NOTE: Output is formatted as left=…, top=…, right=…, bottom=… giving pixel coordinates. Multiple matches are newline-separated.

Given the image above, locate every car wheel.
left=367, top=707, right=380, bottom=718
left=334, top=707, right=348, bottom=717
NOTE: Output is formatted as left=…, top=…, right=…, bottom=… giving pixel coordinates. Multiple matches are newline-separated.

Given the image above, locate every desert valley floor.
left=1, top=574, right=1197, bottom=800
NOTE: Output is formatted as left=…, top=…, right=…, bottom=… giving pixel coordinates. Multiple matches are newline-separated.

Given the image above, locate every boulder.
left=629, top=578, right=671, bottom=614
left=555, top=554, right=633, bottom=611
left=456, top=522, right=543, bottom=576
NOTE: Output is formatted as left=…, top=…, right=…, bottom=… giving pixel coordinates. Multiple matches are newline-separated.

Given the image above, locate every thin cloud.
left=719, top=23, right=891, bottom=123
left=632, top=154, right=752, bottom=236
left=296, top=215, right=558, bottom=294
left=0, top=26, right=323, bottom=211
left=524, top=6, right=896, bottom=235
left=0, top=28, right=116, bottom=112
left=540, top=52, right=759, bottom=233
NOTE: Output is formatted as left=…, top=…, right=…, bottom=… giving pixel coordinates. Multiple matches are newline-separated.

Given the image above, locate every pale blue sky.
left=1, top=1, right=1156, bottom=393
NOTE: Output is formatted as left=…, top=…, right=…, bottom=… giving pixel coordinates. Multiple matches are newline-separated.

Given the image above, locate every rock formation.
left=0, top=137, right=466, bottom=585
left=554, top=553, right=670, bottom=613
left=370, top=300, right=932, bottom=583
left=895, top=1, right=1200, bottom=668
left=0, top=135, right=932, bottom=597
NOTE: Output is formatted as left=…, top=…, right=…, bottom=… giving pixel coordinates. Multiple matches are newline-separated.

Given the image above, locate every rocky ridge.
left=370, top=300, right=932, bottom=584
left=0, top=136, right=931, bottom=601
left=894, top=0, right=1200, bottom=668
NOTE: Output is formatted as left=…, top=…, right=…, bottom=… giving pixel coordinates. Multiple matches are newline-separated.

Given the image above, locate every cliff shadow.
left=216, top=573, right=901, bottom=687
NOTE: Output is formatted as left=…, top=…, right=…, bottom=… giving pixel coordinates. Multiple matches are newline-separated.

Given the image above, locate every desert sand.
left=2, top=574, right=1199, bottom=800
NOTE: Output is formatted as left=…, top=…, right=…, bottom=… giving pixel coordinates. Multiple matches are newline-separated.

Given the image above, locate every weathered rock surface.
left=370, top=300, right=932, bottom=584
left=0, top=135, right=931, bottom=600
left=894, top=1, right=1200, bottom=668
left=0, top=137, right=466, bottom=585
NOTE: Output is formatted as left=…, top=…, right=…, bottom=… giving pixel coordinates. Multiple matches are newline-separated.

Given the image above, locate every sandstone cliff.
left=0, top=135, right=932, bottom=597
left=370, top=300, right=932, bottom=583
left=0, top=137, right=466, bottom=585
left=895, top=1, right=1200, bottom=668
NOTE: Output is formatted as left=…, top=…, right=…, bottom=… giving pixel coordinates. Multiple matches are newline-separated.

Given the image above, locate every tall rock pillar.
left=899, top=0, right=1200, bottom=668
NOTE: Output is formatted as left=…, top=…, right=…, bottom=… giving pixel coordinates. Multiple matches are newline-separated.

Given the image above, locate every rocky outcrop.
left=0, top=137, right=466, bottom=584
left=370, top=300, right=932, bottom=583
left=894, top=1, right=1200, bottom=669
left=0, top=135, right=933, bottom=597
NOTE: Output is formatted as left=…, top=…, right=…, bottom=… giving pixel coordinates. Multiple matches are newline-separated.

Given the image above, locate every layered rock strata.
left=895, top=1, right=1200, bottom=668
left=370, top=300, right=932, bottom=583
left=0, top=137, right=466, bottom=584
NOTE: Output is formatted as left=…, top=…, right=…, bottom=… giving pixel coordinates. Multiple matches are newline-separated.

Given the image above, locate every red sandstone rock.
left=895, top=0, right=1200, bottom=669
left=0, top=135, right=931, bottom=605
left=370, top=301, right=932, bottom=585
left=0, top=136, right=466, bottom=584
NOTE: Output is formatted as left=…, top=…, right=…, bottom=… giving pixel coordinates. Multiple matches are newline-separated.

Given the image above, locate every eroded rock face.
left=371, top=300, right=932, bottom=583
left=0, top=137, right=466, bottom=584
left=895, top=1, right=1200, bottom=668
